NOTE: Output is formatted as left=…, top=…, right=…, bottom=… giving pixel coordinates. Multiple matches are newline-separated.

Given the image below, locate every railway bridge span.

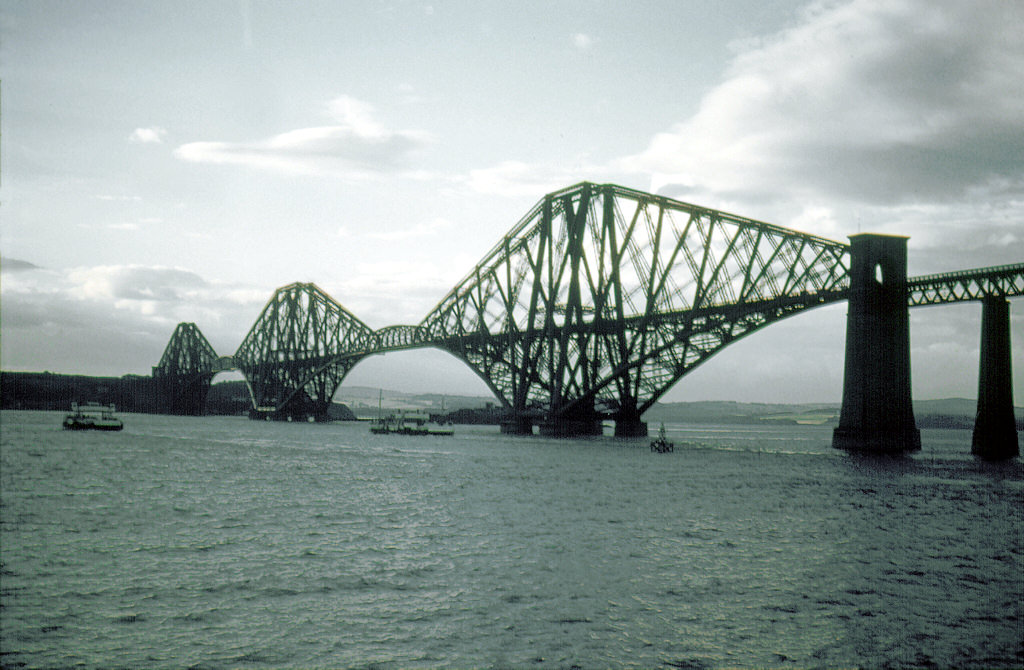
left=153, top=183, right=1022, bottom=458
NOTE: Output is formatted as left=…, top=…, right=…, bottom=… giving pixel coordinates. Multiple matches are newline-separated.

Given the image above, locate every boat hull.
left=371, top=426, right=453, bottom=436
left=370, top=410, right=453, bottom=436
left=63, top=418, right=123, bottom=431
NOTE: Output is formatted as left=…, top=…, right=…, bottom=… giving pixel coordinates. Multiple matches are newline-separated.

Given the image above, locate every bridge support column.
left=614, top=408, right=648, bottom=437
left=538, top=403, right=604, bottom=437
left=833, top=234, right=921, bottom=453
left=156, top=375, right=213, bottom=416
left=501, top=414, right=534, bottom=435
left=538, top=418, right=604, bottom=437
left=614, top=420, right=648, bottom=438
left=972, top=296, right=1018, bottom=460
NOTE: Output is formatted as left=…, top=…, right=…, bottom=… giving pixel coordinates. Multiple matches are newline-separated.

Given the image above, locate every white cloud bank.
left=461, top=159, right=618, bottom=199
left=450, top=0, right=1024, bottom=262
left=129, top=127, right=167, bottom=144
left=174, top=95, right=434, bottom=177
left=0, top=262, right=268, bottom=375
left=621, top=0, right=1024, bottom=210
left=572, top=33, right=595, bottom=50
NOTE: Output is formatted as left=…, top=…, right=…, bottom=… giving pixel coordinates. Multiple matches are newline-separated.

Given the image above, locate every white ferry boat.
left=62, top=402, right=124, bottom=431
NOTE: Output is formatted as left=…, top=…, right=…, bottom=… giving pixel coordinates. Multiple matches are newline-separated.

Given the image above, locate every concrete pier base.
left=972, top=296, right=1019, bottom=460
left=614, top=419, right=648, bottom=438
left=500, top=416, right=534, bottom=435
left=833, top=234, right=920, bottom=453
left=538, top=418, right=604, bottom=437
left=833, top=426, right=921, bottom=453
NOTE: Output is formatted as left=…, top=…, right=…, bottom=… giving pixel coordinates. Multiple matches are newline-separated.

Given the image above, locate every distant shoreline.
left=2, top=371, right=1020, bottom=429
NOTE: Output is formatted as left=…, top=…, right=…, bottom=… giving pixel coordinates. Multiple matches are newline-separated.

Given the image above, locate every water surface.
left=2, top=411, right=1021, bottom=667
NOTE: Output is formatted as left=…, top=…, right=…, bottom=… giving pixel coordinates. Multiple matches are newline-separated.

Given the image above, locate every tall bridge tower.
left=832, top=236, right=1021, bottom=457
left=973, top=296, right=1017, bottom=459
left=832, top=234, right=921, bottom=452
left=152, top=322, right=220, bottom=415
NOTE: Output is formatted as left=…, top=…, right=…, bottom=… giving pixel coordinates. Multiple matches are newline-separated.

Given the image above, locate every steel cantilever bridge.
left=153, top=182, right=1023, bottom=446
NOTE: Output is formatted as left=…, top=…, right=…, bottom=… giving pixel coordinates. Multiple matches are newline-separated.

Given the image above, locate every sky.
left=2, top=0, right=1022, bottom=404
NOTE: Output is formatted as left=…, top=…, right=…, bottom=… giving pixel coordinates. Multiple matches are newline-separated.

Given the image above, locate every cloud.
left=1, top=264, right=271, bottom=375
left=333, top=259, right=459, bottom=327
left=620, top=0, right=1024, bottom=207
left=174, top=95, right=435, bottom=177
left=396, top=82, right=428, bottom=106
left=1, top=257, right=43, bottom=273
left=129, top=127, right=167, bottom=144
left=66, top=265, right=208, bottom=303
left=572, top=33, right=595, bottom=50
left=367, top=217, right=453, bottom=241
left=462, top=160, right=608, bottom=198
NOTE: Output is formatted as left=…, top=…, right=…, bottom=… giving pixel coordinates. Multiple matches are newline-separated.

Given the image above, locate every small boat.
left=369, top=390, right=453, bottom=436
left=369, top=412, right=453, bottom=436
left=63, top=402, right=124, bottom=431
left=650, top=423, right=673, bottom=452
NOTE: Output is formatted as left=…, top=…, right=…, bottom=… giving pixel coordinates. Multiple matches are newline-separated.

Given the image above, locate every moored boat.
left=63, top=402, right=124, bottom=431
left=370, top=412, right=454, bottom=436
left=369, top=390, right=453, bottom=436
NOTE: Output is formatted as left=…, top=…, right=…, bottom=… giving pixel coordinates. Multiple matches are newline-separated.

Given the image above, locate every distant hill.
left=326, top=386, right=1023, bottom=428
left=333, top=385, right=503, bottom=418
left=1, top=371, right=160, bottom=413
left=4, top=372, right=1020, bottom=429
left=914, top=398, right=979, bottom=417
left=646, top=398, right=1021, bottom=428
left=208, top=380, right=356, bottom=419
left=644, top=400, right=839, bottom=426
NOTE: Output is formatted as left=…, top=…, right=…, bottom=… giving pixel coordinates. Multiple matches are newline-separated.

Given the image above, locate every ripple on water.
left=1, top=412, right=1021, bottom=668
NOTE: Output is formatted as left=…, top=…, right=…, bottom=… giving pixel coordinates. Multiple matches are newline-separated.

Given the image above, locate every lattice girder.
left=153, top=322, right=220, bottom=415
left=234, top=282, right=376, bottom=416
left=154, top=322, right=218, bottom=378
left=907, top=263, right=1024, bottom=306
left=377, top=325, right=429, bottom=350
left=421, top=182, right=852, bottom=421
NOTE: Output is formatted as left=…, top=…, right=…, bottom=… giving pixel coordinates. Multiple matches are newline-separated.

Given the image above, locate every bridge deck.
left=907, top=262, right=1024, bottom=306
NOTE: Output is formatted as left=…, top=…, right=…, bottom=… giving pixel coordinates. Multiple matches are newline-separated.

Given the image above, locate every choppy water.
left=1, top=410, right=1022, bottom=668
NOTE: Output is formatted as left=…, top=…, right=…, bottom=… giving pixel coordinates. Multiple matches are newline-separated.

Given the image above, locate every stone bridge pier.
left=972, top=296, right=1019, bottom=459
left=833, top=234, right=921, bottom=453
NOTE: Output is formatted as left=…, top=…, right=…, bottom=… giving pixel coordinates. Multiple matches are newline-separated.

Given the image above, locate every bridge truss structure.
left=908, top=263, right=1024, bottom=306
left=152, top=183, right=1023, bottom=434
left=419, top=183, right=851, bottom=434
left=232, top=282, right=377, bottom=421
left=152, top=322, right=221, bottom=415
